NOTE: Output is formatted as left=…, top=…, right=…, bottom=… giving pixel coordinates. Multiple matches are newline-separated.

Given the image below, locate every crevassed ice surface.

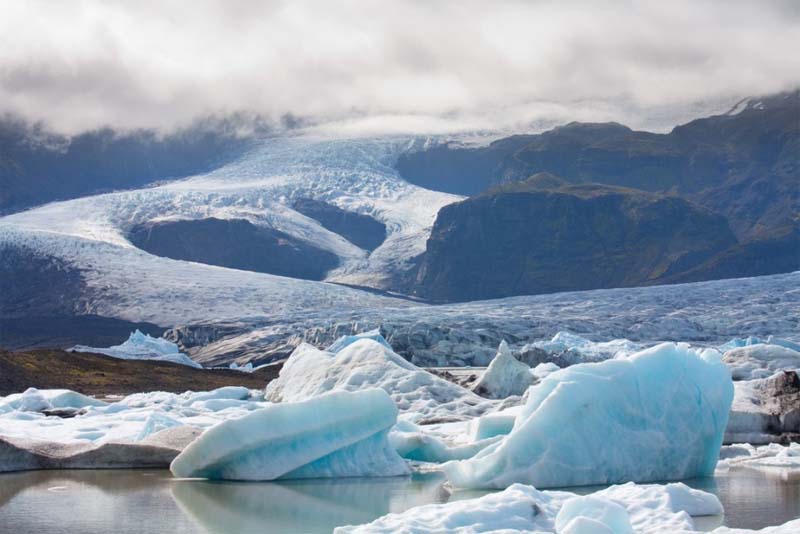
left=170, top=388, right=409, bottom=480
left=0, top=135, right=458, bottom=325
left=443, top=343, right=734, bottom=489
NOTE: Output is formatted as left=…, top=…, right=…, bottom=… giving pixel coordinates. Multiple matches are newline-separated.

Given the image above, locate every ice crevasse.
left=443, top=342, right=734, bottom=489
left=170, top=388, right=410, bottom=480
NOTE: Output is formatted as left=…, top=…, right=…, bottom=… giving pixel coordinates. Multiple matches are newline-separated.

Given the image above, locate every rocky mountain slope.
left=413, top=183, right=737, bottom=301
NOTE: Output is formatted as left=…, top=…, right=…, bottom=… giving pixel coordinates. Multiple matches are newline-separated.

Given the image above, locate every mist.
left=1, top=0, right=798, bottom=135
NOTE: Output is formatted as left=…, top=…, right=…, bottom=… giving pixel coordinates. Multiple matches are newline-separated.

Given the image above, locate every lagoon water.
left=0, top=468, right=797, bottom=533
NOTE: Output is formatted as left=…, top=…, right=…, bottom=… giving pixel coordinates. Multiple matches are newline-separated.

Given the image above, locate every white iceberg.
left=519, top=331, right=642, bottom=366
left=335, top=481, right=723, bottom=534
left=718, top=336, right=800, bottom=353
left=443, top=343, right=733, bottom=489
left=0, top=388, right=106, bottom=413
left=718, top=442, right=800, bottom=475
left=265, top=337, right=495, bottom=420
left=326, top=328, right=393, bottom=353
left=722, top=344, right=800, bottom=380
left=170, top=388, right=410, bottom=480
left=72, top=329, right=202, bottom=368
left=725, top=370, right=800, bottom=444
left=471, top=340, right=533, bottom=399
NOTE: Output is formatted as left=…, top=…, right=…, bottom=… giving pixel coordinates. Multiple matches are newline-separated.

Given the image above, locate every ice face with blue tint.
left=170, top=388, right=409, bottom=480
left=326, top=329, right=393, bottom=353
left=443, top=343, right=734, bottom=489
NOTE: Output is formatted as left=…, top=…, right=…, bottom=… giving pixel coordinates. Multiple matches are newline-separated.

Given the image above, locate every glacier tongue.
left=443, top=343, right=734, bottom=489
left=170, top=388, right=409, bottom=480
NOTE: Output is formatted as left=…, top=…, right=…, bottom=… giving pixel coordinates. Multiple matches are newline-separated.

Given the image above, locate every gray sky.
left=1, top=0, right=798, bottom=135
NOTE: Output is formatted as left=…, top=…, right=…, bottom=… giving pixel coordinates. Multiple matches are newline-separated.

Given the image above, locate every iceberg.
left=170, top=388, right=410, bottom=480
left=326, top=328, right=393, bottom=353
left=0, top=388, right=106, bottom=413
left=72, top=329, right=202, bottom=368
left=335, top=481, right=723, bottom=534
left=519, top=331, right=642, bottom=367
left=443, top=343, right=733, bottom=489
left=471, top=340, right=533, bottom=399
left=722, top=344, right=800, bottom=380
left=264, top=338, right=495, bottom=420
left=725, top=370, right=800, bottom=444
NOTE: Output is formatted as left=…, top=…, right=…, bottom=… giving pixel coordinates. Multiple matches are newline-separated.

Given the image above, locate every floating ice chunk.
left=725, top=371, right=800, bottom=444
left=532, top=362, right=561, bottom=381
left=135, top=412, right=182, bottom=441
left=713, top=519, right=800, bottom=533
left=265, top=339, right=494, bottom=420
left=471, top=341, right=533, bottom=399
left=718, top=336, right=800, bottom=354
left=72, top=329, right=202, bottom=368
left=443, top=343, right=733, bottom=489
left=468, top=405, right=522, bottom=441
left=335, top=480, right=722, bottom=534
left=326, top=329, right=393, bottom=353
left=16, top=388, right=51, bottom=412
left=555, top=495, right=633, bottom=534
left=718, top=442, right=800, bottom=475
left=722, top=344, right=800, bottom=380
left=0, top=388, right=106, bottom=413
left=170, top=388, right=409, bottom=480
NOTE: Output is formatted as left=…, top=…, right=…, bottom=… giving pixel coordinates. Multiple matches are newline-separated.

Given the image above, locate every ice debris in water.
left=170, top=388, right=409, bottom=480
left=471, top=340, right=533, bottom=399
left=443, top=343, right=734, bottom=489
left=265, top=337, right=495, bottom=420
left=335, top=481, right=724, bottom=534
left=72, top=329, right=202, bottom=368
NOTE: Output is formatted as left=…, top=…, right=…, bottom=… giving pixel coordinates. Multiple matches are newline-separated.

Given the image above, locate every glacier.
left=443, top=343, right=734, bottom=489
left=72, top=329, right=202, bottom=368
left=170, top=388, right=409, bottom=480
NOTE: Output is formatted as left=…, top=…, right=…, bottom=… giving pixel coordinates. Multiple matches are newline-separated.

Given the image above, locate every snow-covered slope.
left=0, top=135, right=458, bottom=325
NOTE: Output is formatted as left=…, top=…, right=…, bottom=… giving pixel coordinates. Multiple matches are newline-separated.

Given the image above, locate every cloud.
left=1, top=0, right=798, bottom=135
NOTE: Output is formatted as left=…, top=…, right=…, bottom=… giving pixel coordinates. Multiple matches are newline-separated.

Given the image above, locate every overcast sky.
left=1, top=0, right=798, bottom=135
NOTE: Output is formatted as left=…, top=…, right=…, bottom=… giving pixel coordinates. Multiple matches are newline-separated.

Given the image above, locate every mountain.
left=129, top=217, right=340, bottom=281
left=397, top=90, right=800, bottom=240
left=413, top=183, right=737, bottom=302
left=0, top=115, right=263, bottom=214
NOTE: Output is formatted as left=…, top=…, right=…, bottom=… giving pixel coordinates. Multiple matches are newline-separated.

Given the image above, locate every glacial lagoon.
left=1, top=468, right=797, bottom=534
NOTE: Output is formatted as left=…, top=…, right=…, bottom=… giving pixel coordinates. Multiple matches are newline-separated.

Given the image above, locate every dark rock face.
left=398, top=90, right=800, bottom=241
left=291, top=198, right=387, bottom=251
left=128, top=217, right=339, bottom=280
left=414, top=185, right=738, bottom=302
left=0, top=245, right=87, bottom=318
left=0, top=116, right=259, bottom=214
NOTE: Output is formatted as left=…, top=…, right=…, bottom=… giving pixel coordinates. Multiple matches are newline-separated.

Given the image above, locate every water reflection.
left=172, top=473, right=449, bottom=534
left=0, top=467, right=797, bottom=534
